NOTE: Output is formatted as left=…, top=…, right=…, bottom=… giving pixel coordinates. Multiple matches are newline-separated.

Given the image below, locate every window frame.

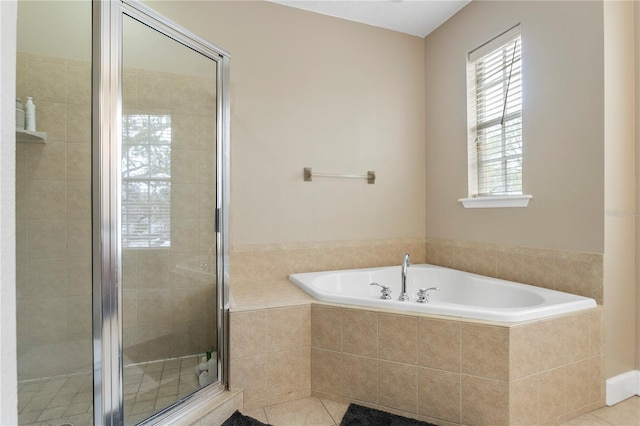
left=459, top=24, right=531, bottom=209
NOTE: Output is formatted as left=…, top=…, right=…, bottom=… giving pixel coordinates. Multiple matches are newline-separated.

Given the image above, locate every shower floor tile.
left=18, top=354, right=207, bottom=426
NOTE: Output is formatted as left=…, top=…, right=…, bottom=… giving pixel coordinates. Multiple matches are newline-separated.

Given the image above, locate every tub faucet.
left=399, top=253, right=411, bottom=301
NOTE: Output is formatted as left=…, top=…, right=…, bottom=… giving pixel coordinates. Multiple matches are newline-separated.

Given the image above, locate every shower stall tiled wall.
left=16, top=51, right=218, bottom=423
left=16, top=52, right=93, bottom=380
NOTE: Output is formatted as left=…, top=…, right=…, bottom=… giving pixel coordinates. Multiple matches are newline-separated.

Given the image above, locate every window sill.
left=458, top=195, right=532, bottom=209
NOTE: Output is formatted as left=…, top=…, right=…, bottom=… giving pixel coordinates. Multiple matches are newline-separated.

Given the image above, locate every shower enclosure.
left=15, top=1, right=230, bottom=425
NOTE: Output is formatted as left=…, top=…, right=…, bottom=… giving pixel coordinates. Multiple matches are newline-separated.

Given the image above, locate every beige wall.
left=424, top=0, right=605, bottom=253
left=603, top=0, right=637, bottom=380
left=146, top=0, right=427, bottom=246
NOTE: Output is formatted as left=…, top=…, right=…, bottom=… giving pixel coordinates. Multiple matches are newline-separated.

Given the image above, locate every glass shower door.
left=120, top=13, right=220, bottom=425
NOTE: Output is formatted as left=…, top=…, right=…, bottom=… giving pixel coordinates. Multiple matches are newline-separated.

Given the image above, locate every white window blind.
left=122, top=114, right=172, bottom=248
left=467, top=25, right=522, bottom=197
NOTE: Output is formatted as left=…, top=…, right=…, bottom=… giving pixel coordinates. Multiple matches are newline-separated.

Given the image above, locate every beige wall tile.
left=378, top=313, right=417, bottom=365
left=28, top=258, right=67, bottom=299
left=418, top=318, right=460, bottom=372
left=461, top=375, right=508, bottom=426
left=33, top=103, right=67, bottom=142
left=67, top=180, right=91, bottom=220
left=456, top=243, right=496, bottom=277
left=538, top=318, right=566, bottom=372
left=564, top=312, right=591, bottom=363
left=171, top=184, right=199, bottom=220
left=565, top=360, right=592, bottom=413
left=537, top=367, right=566, bottom=423
left=268, top=306, right=307, bottom=353
left=311, top=349, right=341, bottom=396
left=429, top=239, right=603, bottom=303
left=311, top=305, right=342, bottom=352
left=229, top=355, right=268, bottom=403
left=29, top=297, right=68, bottom=345
left=66, top=65, right=91, bottom=106
left=172, top=149, right=201, bottom=184
left=28, top=58, right=67, bottom=102
left=378, top=361, right=418, bottom=414
left=417, top=367, right=460, bottom=423
left=462, top=324, right=509, bottom=380
left=589, top=308, right=604, bottom=358
left=230, top=310, right=267, bottom=359
left=28, top=179, right=66, bottom=219
left=342, top=354, right=378, bottom=404
left=342, top=308, right=377, bottom=358
left=66, top=219, right=91, bottom=259
left=170, top=219, right=199, bottom=253
left=495, top=247, right=525, bottom=283
left=509, top=375, right=538, bottom=426
left=66, top=143, right=90, bottom=181
left=66, top=293, right=91, bottom=335
left=510, top=323, right=539, bottom=380
left=137, top=251, right=172, bottom=289
left=589, top=356, right=605, bottom=407
left=519, top=248, right=557, bottom=290
left=27, top=219, right=66, bottom=260
left=171, top=287, right=215, bottom=323
left=137, top=290, right=172, bottom=327
left=267, top=349, right=310, bottom=398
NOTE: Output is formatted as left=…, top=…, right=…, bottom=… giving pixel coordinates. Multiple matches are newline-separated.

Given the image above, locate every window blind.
left=468, top=25, right=522, bottom=197
left=122, top=114, right=172, bottom=248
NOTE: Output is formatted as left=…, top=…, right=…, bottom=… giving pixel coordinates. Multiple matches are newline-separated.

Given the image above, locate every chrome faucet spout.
left=399, top=253, right=411, bottom=301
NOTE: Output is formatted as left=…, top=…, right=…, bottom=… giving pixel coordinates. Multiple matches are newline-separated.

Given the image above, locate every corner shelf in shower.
left=16, top=129, right=47, bottom=144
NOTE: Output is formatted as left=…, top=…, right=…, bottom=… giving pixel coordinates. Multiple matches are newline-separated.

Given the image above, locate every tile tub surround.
left=426, top=239, right=603, bottom=305
left=310, top=304, right=604, bottom=426
left=229, top=305, right=312, bottom=411
left=228, top=280, right=603, bottom=425
left=228, top=238, right=604, bottom=424
left=230, top=238, right=428, bottom=283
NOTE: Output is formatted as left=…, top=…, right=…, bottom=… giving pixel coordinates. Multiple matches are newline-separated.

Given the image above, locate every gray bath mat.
left=340, top=403, right=437, bottom=426
left=221, top=410, right=272, bottom=426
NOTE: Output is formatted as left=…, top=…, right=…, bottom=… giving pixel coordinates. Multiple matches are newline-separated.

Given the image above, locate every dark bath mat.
left=340, top=403, right=437, bottom=426
left=221, top=410, right=272, bottom=426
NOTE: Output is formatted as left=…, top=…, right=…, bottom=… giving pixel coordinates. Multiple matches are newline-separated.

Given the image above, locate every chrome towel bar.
left=303, top=167, right=375, bottom=184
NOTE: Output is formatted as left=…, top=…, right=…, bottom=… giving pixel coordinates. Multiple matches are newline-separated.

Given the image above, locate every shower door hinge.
left=214, top=208, right=221, bottom=233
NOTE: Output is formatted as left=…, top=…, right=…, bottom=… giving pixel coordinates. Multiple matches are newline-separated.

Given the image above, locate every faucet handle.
left=370, top=282, right=392, bottom=300
left=417, top=287, right=439, bottom=303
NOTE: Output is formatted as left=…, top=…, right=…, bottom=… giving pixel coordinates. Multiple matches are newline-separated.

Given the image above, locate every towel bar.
left=303, top=167, right=375, bottom=184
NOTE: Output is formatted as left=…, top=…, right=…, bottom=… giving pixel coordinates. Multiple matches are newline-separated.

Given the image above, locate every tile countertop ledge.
left=229, top=278, right=315, bottom=312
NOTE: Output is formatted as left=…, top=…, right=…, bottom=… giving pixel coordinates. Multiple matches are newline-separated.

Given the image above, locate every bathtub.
left=289, top=264, right=596, bottom=322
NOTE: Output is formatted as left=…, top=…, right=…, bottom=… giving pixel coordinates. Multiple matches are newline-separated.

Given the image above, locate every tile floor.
left=17, top=355, right=207, bottom=426
left=17, top=373, right=640, bottom=426
left=241, top=395, right=640, bottom=426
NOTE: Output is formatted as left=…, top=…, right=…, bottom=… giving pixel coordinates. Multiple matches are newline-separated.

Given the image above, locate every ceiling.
left=269, top=0, right=471, bottom=38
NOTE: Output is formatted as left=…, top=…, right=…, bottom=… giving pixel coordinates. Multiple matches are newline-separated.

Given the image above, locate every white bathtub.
left=289, top=264, right=596, bottom=322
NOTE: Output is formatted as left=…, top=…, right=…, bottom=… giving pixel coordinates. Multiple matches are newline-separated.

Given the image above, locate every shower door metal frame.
left=92, top=1, right=231, bottom=425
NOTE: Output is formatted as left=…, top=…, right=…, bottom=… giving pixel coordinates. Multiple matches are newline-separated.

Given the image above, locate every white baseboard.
left=606, top=370, right=640, bottom=406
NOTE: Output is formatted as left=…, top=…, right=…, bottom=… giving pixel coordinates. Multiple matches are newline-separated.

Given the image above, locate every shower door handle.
left=214, top=208, right=220, bottom=233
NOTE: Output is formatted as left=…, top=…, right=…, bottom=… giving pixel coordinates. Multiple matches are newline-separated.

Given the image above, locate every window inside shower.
left=122, top=114, right=172, bottom=248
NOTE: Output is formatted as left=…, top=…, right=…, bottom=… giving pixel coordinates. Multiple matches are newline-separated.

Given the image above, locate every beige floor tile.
left=243, top=407, right=269, bottom=423
left=590, top=396, right=640, bottom=426
left=561, top=412, right=616, bottom=425
left=264, top=396, right=335, bottom=426
left=319, top=398, right=349, bottom=424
